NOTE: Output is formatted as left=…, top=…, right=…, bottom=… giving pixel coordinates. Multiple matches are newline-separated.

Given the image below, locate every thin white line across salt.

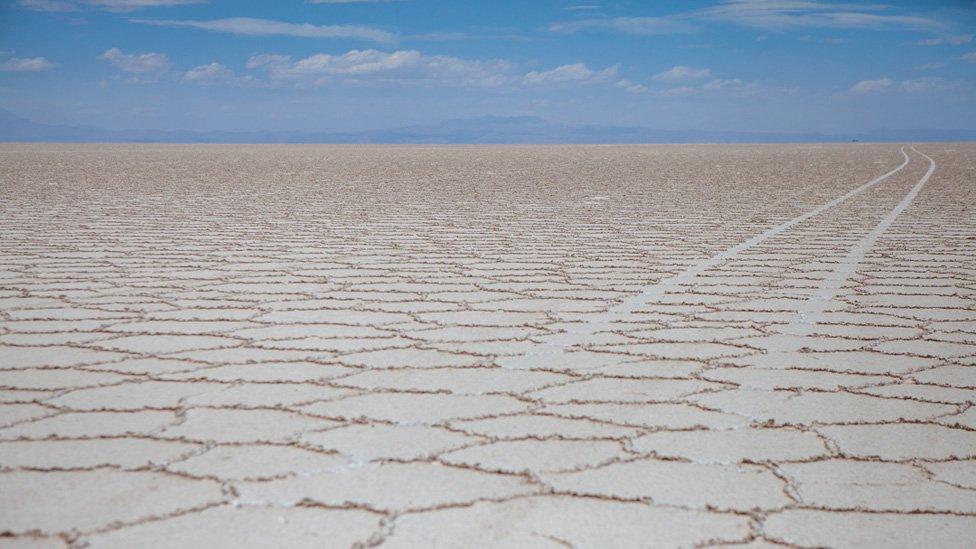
left=776, top=146, right=936, bottom=346
left=501, top=146, right=912, bottom=369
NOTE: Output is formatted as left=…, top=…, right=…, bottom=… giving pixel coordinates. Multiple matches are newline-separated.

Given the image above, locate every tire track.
left=775, top=146, right=937, bottom=347
left=504, top=147, right=912, bottom=368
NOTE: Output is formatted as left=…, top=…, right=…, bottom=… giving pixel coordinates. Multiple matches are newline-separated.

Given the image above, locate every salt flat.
left=1, top=143, right=975, bottom=547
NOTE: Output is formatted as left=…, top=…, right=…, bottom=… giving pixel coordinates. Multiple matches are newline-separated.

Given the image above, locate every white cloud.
left=548, top=17, right=691, bottom=35
left=614, top=79, right=648, bottom=94
left=851, top=77, right=893, bottom=93
left=295, top=50, right=421, bottom=74
left=652, top=65, right=710, bottom=83
left=100, top=47, right=171, bottom=75
left=241, top=50, right=629, bottom=91
left=549, top=1, right=944, bottom=36
left=654, top=78, right=771, bottom=96
left=695, top=0, right=943, bottom=30
left=522, top=63, right=618, bottom=86
left=20, top=0, right=203, bottom=10
left=850, top=76, right=964, bottom=94
left=246, top=54, right=291, bottom=72
left=132, top=17, right=394, bottom=42
left=702, top=78, right=741, bottom=90
left=914, top=62, right=944, bottom=71
left=183, top=62, right=253, bottom=85
left=17, top=0, right=79, bottom=10
left=914, top=34, right=973, bottom=46
left=963, top=52, right=976, bottom=64
left=0, top=56, right=55, bottom=71
left=247, top=49, right=515, bottom=88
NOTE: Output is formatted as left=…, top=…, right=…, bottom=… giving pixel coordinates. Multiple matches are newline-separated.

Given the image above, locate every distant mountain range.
left=2, top=109, right=974, bottom=144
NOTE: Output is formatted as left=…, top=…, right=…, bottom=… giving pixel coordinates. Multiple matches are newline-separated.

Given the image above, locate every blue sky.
left=1, top=0, right=974, bottom=133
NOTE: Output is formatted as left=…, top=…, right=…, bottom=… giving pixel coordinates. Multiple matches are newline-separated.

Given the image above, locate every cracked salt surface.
left=1, top=143, right=976, bottom=547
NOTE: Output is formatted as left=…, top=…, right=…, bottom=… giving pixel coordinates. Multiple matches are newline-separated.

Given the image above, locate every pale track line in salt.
left=502, top=147, right=912, bottom=369
left=773, top=146, right=937, bottom=349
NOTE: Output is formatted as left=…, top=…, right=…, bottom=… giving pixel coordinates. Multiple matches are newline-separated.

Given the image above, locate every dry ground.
left=1, top=143, right=975, bottom=548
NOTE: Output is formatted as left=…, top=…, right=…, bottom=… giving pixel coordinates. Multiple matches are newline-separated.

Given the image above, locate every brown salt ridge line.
left=502, top=147, right=912, bottom=369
